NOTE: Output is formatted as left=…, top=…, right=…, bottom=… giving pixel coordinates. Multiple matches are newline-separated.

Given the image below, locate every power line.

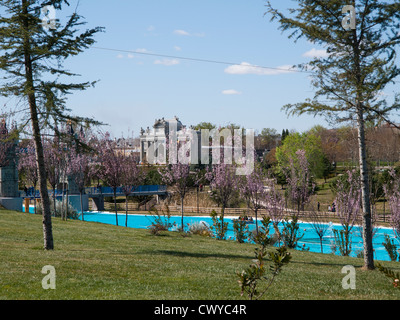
left=91, top=46, right=312, bottom=74
left=92, top=46, right=400, bottom=84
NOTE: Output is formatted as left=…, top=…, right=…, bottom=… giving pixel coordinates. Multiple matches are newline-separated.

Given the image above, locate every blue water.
left=77, top=211, right=398, bottom=262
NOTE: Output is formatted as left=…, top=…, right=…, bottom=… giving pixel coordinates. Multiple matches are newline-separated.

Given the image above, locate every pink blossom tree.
left=384, top=169, right=400, bottom=240
left=67, top=147, right=92, bottom=221
left=120, top=154, right=144, bottom=227
left=43, top=138, right=62, bottom=216
left=206, top=163, right=238, bottom=228
left=18, top=139, right=38, bottom=213
left=97, top=133, right=124, bottom=226
left=285, top=149, right=315, bottom=215
left=159, top=163, right=191, bottom=230
left=334, top=170, right=361, bottom=256
left=264, top=176, right=285, bottom=242
left=238, top=165, right=267, bottom=234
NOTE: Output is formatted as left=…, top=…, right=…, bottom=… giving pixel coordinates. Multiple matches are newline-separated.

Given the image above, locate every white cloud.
left=173, top=29, right=205, bottom=37
left=154, top=58, right=180, bottom=66
left=116, top=54, right=124, bottom=59
left=127, top=54, right=134, bottom=59
left=222, top=89, right=242, bottom=95
left=174, top=29, right=190, bottom=36
left=174, top=46, right=182, bottom=51
left=224, top=62, right=296, bottom=75
left=136, top=48, right=149, bottom=53
left=147, top=25, right=155, bottom=32
left=303, top=48, right=329, bottom=58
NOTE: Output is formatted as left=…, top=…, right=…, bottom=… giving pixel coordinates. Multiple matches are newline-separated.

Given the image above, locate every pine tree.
left=266, top=0, right=400, bottom=270
left=0, top=0, right=103, bottom=249
left=281, top=129, right=287, bottom=142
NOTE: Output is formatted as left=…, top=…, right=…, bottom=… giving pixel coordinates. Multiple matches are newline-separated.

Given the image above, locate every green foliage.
left=193, top=122, right=217, bottom=131
left=382, top=234, right=399, bottom=262
left=210, top=210, right=228, bottom=240
left=281, top=215, right=304, bottom=249
left=37, top=198, right=78, bottom=220
left=376, top=263, right=400, bottom=289
left=144, top=166, right=163, bottom=185
left=232, top=216, right=250, bottom=243
left=276, top=132, right=325, bottom=179
left=281, top=129, right=289, bottom=143
left=237, top=245, right=291, bottom=300
left=250, top=216, right=275, bottom=247
left=333, top=228, right=352, bottom=257
left=0, top=0, right=104, bottom=136
left=147, top=206, right=175, bottom=236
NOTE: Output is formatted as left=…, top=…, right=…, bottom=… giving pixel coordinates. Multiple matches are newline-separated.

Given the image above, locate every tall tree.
left=0, top=0, right=103, bottom=249
left=276, top=131, right=325, bottom=178
left=266, top=0, right=400, bottom=270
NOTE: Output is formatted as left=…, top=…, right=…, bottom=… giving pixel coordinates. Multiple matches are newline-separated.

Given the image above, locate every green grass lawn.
left=0, top=209, right=399, bottom=300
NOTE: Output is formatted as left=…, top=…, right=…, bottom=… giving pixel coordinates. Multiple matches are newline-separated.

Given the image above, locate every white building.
left=140, top=116, right=200, bottom=165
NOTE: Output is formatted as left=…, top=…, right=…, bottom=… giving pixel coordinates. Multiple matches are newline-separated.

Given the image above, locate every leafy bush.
left=189, top=221, right=212, bottom=237
left=37, top=198, right=79, bottom=219
left=237, top=245, right=291, bottom=300
left=147, top=206, right=175, bottom=236
left=210, top=210, right=228, bottom=240
left=382, top=234, right=399, bottom=262
left=281, top=215, right=304, bottom=249
left=249, top=216, right=277, bottom=247
left=333, top=228, right=352, bottom=256
left=232, top=216, right=250, bottom=243
left=376, top=262, right=400, bottom=289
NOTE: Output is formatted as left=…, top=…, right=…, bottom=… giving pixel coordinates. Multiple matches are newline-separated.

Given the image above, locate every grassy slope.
left=0, top=210, right=399, bottom=300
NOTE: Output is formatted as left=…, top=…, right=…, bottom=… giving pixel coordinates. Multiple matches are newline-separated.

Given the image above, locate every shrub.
left=210, top=210, right=228, bottom=240
left=333, top=228, right=352, bottom=256
left=382, top=234, right=399, bottom=262
left=189, top=221, right=212, bottom=237
left=37, top=198, right=79, bottom=220
left=281, top=215, right=304, bottom=249
left=237, top=245, right=291, bottom=300
left=147, top=206, right=175, bottom=236
left=232, top=216, right=250, bottom=243
left=249, top=216, right=277, bottom=247
left=376, top=262, right=400, bottom=289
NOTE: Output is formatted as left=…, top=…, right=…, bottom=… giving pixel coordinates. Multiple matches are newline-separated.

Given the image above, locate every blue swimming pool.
left=78, top=211, right=397, bottom=262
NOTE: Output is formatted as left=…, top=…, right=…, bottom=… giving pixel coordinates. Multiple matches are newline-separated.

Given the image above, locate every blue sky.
left=57, top=0, right=330, bottom=138
left=2, top=1, right=398, bottom=138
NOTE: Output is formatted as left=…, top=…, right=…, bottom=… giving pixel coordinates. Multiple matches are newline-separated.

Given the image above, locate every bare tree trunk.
left=357, top=105, right=374, bottom=270
left=22, top=0, right=53, bottom=250
left=65, top=189, right=69, bottom=220
left=125, top=195, right=129, bottom=227
left=351, top=13, right=374, bottom=269
left=114, top=188, right=118, bottom=226
left=181, top=196, right=184, bottom=230
left=53, top=186, right=56, bottom=216
left=80, top=191, right=84, bottom=221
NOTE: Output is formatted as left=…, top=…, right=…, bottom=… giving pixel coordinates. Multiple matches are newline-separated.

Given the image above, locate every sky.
left=1, top=0, right=399, bottom=138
